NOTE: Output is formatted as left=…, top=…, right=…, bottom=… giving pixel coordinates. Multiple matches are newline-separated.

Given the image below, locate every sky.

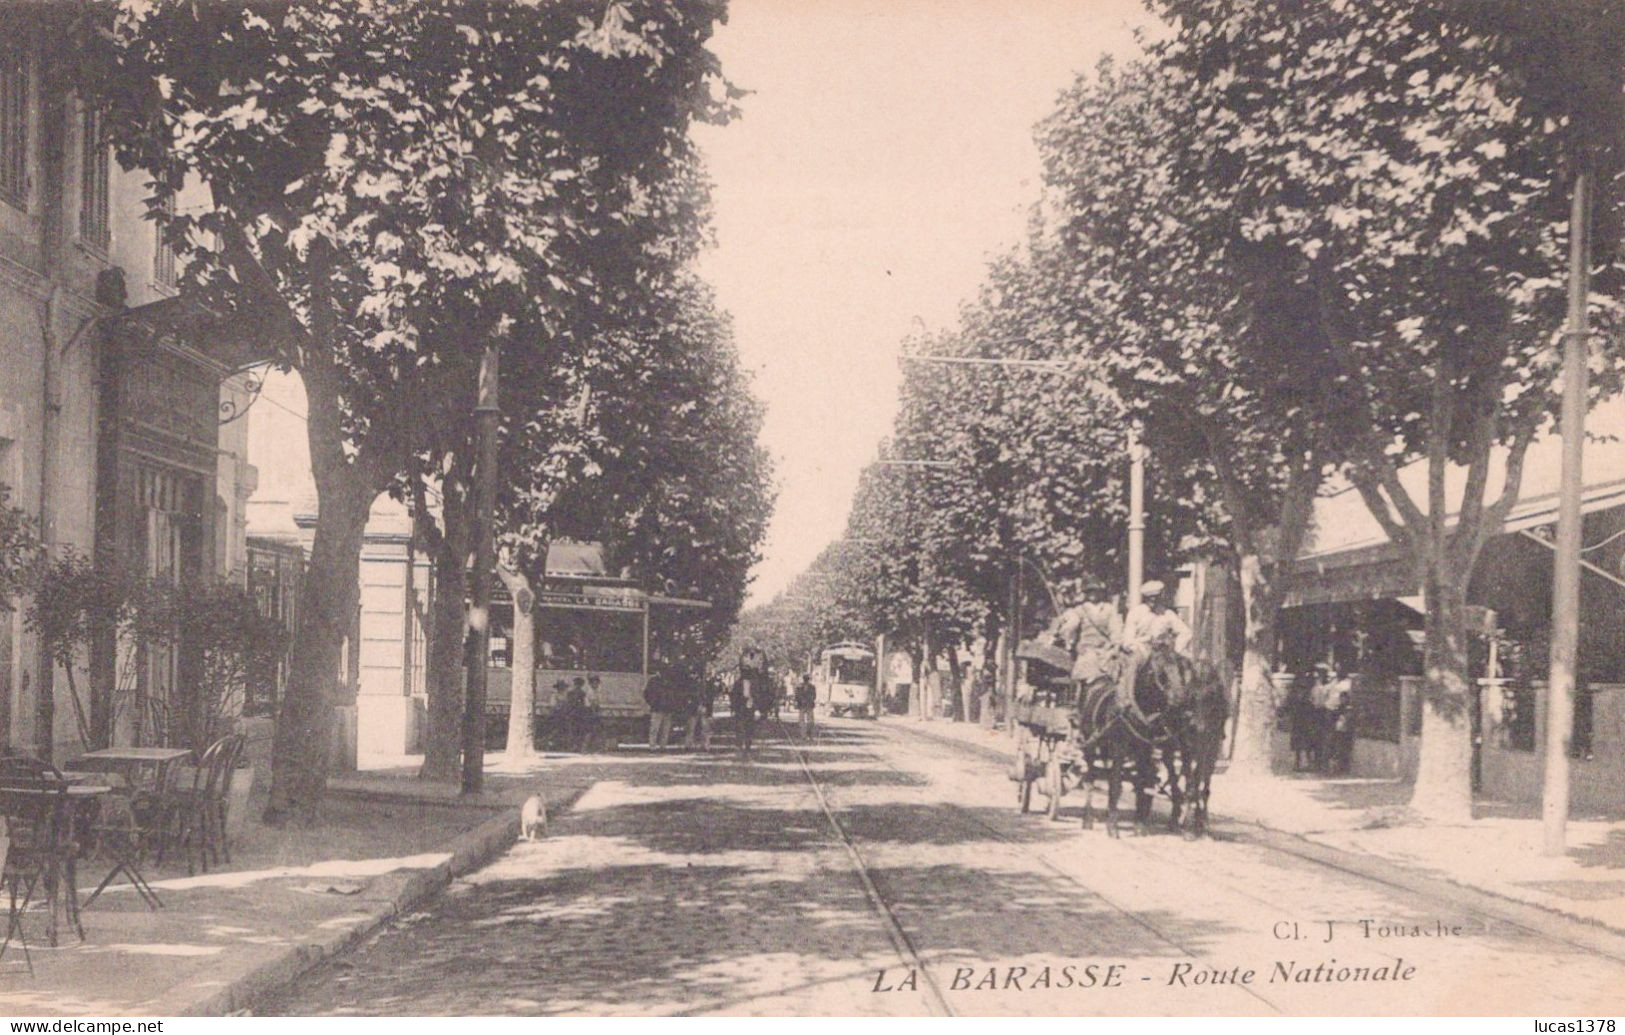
left=693, top=0, right=1157, bottom=608
left=246, top=1, right=1159, bottom=607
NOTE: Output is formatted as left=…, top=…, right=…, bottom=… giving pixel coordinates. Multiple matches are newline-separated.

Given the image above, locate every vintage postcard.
left=0, top=0, right=1620, bottom=1021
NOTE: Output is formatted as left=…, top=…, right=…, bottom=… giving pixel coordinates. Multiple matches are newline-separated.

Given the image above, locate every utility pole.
left=1543, top=172, right=1591, bottom=855
left=461, top=344, right=501, bottom=796
left=1003, top=562, right=1021, bottom=734
left=875, top=632, right=885, bottom=716
left=1126, top=425, right=1146, bottom=611
left=899, top=349, right=1150, bottom=715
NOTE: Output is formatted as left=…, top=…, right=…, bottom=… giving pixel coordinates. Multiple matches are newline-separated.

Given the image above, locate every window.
left=153, top=188, right=177, bottom=287
left=141, top=466, right=184, bottom=745
left=0, top=55, right=27, bottom=207
left=79, top=106, right=108, bottom=247
left=831, top=656, right=875, bottom=685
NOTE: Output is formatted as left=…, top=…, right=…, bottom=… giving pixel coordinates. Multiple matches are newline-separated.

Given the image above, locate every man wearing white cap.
left=1121, top=580, right=1192, bottom=654
left=1117, top=579, right=1193, bottom=708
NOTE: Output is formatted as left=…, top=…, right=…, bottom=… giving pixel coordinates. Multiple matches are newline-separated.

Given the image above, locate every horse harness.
left=1070, top=654, right=1181, bottom=753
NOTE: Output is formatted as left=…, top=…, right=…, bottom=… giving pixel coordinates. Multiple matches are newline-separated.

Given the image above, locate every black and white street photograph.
left=0, top=0, right=1621, bottom=1021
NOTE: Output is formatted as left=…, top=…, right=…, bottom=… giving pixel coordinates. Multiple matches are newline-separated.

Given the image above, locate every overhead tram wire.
left=896, top=342, right=1147, bottom=608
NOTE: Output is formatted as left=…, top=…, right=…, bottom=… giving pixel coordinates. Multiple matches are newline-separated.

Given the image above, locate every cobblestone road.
left=265, top=720, right=1625, bottom=1016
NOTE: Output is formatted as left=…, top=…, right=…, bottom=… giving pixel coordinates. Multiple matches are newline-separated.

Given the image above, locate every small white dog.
left=519, top=793, right=548, bottom=841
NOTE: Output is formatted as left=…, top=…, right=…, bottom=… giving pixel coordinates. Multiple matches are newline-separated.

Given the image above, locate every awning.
left=1282, top=557, right=1417, bottom=608
left=535, top=589, right=643, bottom=613
left=645, top=594, right=712, bottom=610
left=109, top=295, right=281, bottom=374
left=528, top=588, right=713, bottom=612
left=1284, top=478, right=1625, bottom=609
left=1499, top=479, right=1625, bottom=536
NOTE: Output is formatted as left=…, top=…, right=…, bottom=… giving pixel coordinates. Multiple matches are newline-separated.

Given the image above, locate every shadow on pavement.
left=264, top=720, right=1242, bottom=1015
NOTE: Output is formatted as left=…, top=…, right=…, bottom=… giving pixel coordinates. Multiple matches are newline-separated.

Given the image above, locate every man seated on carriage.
left=1051, top=576, right=1122, bottom=687
left=1116, top=579, right=1194, bottom=719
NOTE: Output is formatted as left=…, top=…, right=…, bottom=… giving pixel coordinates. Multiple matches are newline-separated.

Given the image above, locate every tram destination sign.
left=535, top=589, right=645, bottom=613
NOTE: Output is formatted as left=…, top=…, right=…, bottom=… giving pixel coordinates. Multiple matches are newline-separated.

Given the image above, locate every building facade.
left=0, top=21, right=260, bottom=759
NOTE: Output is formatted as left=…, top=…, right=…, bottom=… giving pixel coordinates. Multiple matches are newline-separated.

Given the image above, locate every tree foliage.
left=0, top=482, right=42, bottom=612
left=1150, top=0, right=1624, bottom=816
left=75, top=0, right=738, bottom=817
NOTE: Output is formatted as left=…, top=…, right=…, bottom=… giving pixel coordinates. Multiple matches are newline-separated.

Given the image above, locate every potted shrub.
left=24, top=550, right=134, bottom=751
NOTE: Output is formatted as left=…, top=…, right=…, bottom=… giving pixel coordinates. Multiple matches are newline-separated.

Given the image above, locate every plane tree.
left=1153, top=0, right=1624, bottom=815
left=1029, top=54, right=1346, bottom=775
left=78, top=0, right=734, bottom=819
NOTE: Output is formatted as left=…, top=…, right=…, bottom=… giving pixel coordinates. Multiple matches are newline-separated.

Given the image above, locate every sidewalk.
left=0, top=752, right=600, bottom=1016
left=1218, top=771, right=1625, bottom=935
left=897, top=716, right=1625, bottom=938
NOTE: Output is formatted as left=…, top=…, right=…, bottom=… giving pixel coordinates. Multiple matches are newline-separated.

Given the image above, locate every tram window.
left=830, top=656, right=875, bottom=684
left=535, top=607, right=643, bottom=673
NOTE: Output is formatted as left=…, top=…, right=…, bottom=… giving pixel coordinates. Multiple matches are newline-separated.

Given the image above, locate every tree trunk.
left=946, top=642, right=964, bottom=722
left=906, top=639, right=924, bottom=718
left=264, top=478, right=371, bottom=824
left=498, top=564, right=536, bottom=760
left=981, top=621, right=1001, bottom=728
left=919, top=626, right=938, bottom=719
left=1408, top=574, right=1475, bottom=821
left=35, top=654, right=54, bottom=762
left=1230, top=552, right=1282, bottom=776
left=419, top=510, right=470, bottom=781
left=998, top=574, right=1018, bottom=726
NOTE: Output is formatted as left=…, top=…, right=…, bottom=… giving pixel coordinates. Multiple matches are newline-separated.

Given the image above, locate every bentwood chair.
left=157, top=734, right=243, bottom=876
left=0, top=765, right=82, bottom=972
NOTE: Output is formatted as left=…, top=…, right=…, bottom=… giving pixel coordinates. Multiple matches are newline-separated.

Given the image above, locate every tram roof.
left=821, top=641, right=874, bottom=656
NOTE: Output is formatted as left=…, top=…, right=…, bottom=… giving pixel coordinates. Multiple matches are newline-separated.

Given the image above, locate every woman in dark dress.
left=1287, top=677, right=1317, bottom=771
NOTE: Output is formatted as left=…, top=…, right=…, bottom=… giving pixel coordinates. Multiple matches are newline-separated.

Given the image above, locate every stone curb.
left=891, top=720, right=1625, bottom=961
left=176, top=781, right=592, bottom=1017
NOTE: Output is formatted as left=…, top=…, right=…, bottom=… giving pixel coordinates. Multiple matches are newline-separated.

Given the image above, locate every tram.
left=816, top=641, right=878, bottom=718
left=482, top=542, right=709, bottom=747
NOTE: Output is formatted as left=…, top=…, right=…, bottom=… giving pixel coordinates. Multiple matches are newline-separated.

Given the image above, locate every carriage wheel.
left=1045, top=747, right=1064, bottom=821
left=1010, top=725, right=1030, bottom=782
left=1017, top=738, right=1036, bottom=812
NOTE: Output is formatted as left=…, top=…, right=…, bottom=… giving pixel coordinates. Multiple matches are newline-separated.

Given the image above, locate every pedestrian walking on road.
left=795, top=673, right=818, bottom=741
left=646, top=664, right=675, bottom=751
left=1286, top=676, right=1316, bottom=772
left=685, top=675, right=717, bottom=752
left=731, top=673, right=762, bottom=759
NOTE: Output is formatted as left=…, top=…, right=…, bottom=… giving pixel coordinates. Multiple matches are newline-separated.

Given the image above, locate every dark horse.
left=1164, top=656, right=1229, bottom=838
left=1074, top=648, right=1227, bottom=838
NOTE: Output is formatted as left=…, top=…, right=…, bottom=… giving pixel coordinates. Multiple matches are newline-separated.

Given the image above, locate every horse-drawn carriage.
left=1010, top=637, right=1228, bottom=838
left=1010, top=640, right=1080, bottom=819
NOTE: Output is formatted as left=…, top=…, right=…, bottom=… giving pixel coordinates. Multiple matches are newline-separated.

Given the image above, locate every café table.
left=62, top=785, right=115, bottom=936
left=0, top=782, right=111, bottom=949
left=64, top=750, right=190, bottom=911
left=66, top=747, right=193, bottom=793
left=79, top=783, right=164, bottom=912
